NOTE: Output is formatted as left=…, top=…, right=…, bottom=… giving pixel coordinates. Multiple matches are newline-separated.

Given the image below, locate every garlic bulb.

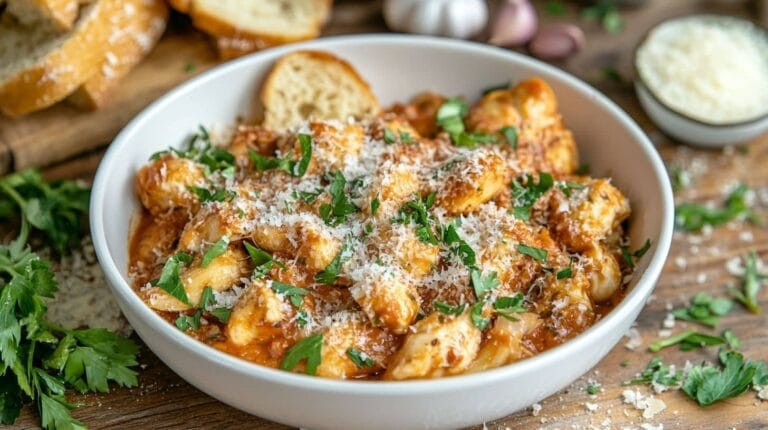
left=383, top=0, right=489, bottom=39
left=489, top=0, right=538, bottom=47
left=529, top=24, right=586, bottom=60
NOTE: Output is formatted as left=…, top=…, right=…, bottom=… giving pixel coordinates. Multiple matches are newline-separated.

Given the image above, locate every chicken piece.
left=377, top=225, right=439, bottom=278
left=177, top=194, right=258, bottom=253
left=437, top=150, right=508, bottom=215
left=350, top=267, right=419, bottom=335
left=466, top=313, right=541, bottom=373
left=276, top=122, right=364, bottom=175
left=384, top=92, right=446, bottom=137
left=467, top=78, right=578, bottom=175
left=583, top=243, right=622, bottom=302
left=384, top=312, right=481, bottom=380
left=136, top=156, right=206, bottom=217
left=130, top=212, right=185, bottom=271
left=548, top=177, right=631, bottom=252
left=228, top=124, right=281, bottom=168
left=226, top=280, right=288, bottom=346
left=365, top=164, right=420, bottom=220
left=146, top=247, right=249, bottom=312
left=535, top=268, right=595, bottom=339
left=251, top=220, right=342, bottom=273
left=315, top=316, right=399, bottom=379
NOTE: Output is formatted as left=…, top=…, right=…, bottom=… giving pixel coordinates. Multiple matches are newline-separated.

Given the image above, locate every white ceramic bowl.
left=633, top=15, right=768, bottom=147
left=90, top=35, right=674, bottom=430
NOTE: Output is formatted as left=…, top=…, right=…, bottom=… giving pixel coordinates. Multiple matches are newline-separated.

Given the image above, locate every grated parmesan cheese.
left=636, top=15, right=768, bottom=124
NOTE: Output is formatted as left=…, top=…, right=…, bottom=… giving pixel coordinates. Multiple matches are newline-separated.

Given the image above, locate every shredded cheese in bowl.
left=635, top=15, right=768, bottom=125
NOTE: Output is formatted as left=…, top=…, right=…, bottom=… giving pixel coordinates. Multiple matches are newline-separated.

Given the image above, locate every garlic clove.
left=528, top=24, right=586, bottom=60
left=489, top=0, right=538, bottom=47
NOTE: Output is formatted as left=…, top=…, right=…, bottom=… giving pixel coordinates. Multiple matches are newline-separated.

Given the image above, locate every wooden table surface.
left=11, top=0, right=768, bottom=428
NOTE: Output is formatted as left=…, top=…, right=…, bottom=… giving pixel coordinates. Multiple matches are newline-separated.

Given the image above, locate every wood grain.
left=9, top=0, right=768, bottom=429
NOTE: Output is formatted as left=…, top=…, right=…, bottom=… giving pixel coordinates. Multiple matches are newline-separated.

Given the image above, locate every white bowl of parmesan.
left=634, top=15, right=768, bottom=147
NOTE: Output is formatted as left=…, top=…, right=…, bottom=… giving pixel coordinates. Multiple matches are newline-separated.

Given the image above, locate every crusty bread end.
left=261, top=50, right=379, bottom=130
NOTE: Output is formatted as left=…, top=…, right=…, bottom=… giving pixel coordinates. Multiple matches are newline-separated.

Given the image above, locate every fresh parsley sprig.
left=248, top=134, right=312, bottom=177
left=648, top=329, right=730, bottom=353
left=510, top=173, right=554, bottom=221
left=152, top=125, right=236, bottom=178
left=319, top=171, right=359, bottom=226
left=730, top=251, right=767, bottom=314
left=392, top=193, right=438, bottom=245
left=683, top=350, right=768, bottom=406
left=623, top=356, right=684, bottom=388
left=672, top=293, right=733, bottom=327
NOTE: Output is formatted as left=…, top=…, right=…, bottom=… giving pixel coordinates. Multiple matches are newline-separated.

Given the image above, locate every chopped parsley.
left=393, top=193, right=438, bottom=245
left=557, top=180, right=586, bottom=197
left=201, top=237, right=228, bottom=268
left=346, top=348, right=376, bottom=368
left=621, top=239, right=652, bottom=269
left=470, top=301, right=491, bottom=330
left=440, top=221, right=476, bottom=267
left=517, top=244, right=547, bottom=263
left=383, top=127, right=396, bottom=144
left=510, top=173, right=554, bottom=221
left=210, top=307, right=232, bottom=323
left=581, top=1, right=623, bottom=33
left=176, top=286, right=229, bottom=330
left=280, top=333, right=323, bottom=375
left=153, top=126, right=236, bottom=178
left=556, top=266, right=573, bottom=280
left=315, top=244, right=351, bottom=285
left=623, top=356, right=684, bottom=388
left=153, top=252, right=194, bottom=305
left=270, top=281, right=308, bottom=308
left=370, top=197, right=380, bottom=216
left=175, top=310, right=201, bottom=331
left=730, top=251, right=766, bottom=314
left=683, top=350, right=768, bottom=406
left=188, top=185, right=236, bottom=203
left=481, top=81, right=510, bottom=95
left=471, top=269, right=499, bottom=300
left=586, top=383, right=602, bottom=395
left=493, top=293, right=526, bottom=321
left=248, top=133, right=312, bottom=177
left=434, top=301, right=466, bottom=316
left=672, top=293, right=733, bottom=327
left=501, top=126, right=518, bottom=149
left=319, top=171, right=360, bottom=226
left=292, top=187, right=324, bottom=204
left=243, top=242, right=285, bottom=279
left=435, top=98, right=499, bottom=148
left=648, top=329, right=728, bottom=353
left=675, top=184, right=760, bottom=231
left=668, top=164, right=691, bottom=191
left=399, top=130, right=412, bottom=144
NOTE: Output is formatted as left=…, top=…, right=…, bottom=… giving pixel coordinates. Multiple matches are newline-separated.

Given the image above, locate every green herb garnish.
left=556, top=266, right=573, bottom=280
left=621, top=239, right=652, bottom=269
left=440, top=221, right=476, bottom=267
left=517, top=244, right=547, bottom=263
left=471, top=269, right=499, bottom=300
left=683, top=350, right=768, bottom=406
left=371, top=197, right=380, bottom=216
left=481, top=81, right=510, bottom=95
left=201, top=237, right=229, bottom=268
left=248, top=133, right=312, bottom=177
left=501, top=126, right=518, bottom=150
left=243, top=242, right=285, bottom=279
left=672, top=293, right=733, bottom=327
left=510, top=173, right=554, bottom=221
left=270, top=281, right=308, bottom=308
left=730, top=251, right=766, bottom=314
left=383, top=128, right=396, bottom=144
left=648, top=329, right=728, bottom=352
left=280, top=333, right=323, bottom=375
left=675, top=184, right=760, bottom=231
left=292, top=188, right=324, bottom=204
left=434, top=301, right=466, bottom=316
left=319, top=171, right=359, bottom=226
left=623, top=356, right=684, bottom=388
left=153, top=252, right=194, bottom=305
left=470, top=302, right=490, bottom=330
left=493, top=293, right=526, bottom=321
left=346, top=348, right=376, bottom=368
left=393, top=193, right=438, bottom=245
left=315, top=244, right=351, bottom=285
left=188, top=186, right=236, bottom=203
left=587, top=383, right=602, bottom=395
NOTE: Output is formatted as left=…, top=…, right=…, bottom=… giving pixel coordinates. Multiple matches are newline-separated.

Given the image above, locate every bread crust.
left=67, top=0, right=168, bottom=109
left=261, top=50, right=380, bottom=129
left=0, top=0, right=122, bottom=117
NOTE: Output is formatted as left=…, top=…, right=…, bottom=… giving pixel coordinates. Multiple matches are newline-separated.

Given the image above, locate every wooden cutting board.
left=0, top=1, right=386, bottom=175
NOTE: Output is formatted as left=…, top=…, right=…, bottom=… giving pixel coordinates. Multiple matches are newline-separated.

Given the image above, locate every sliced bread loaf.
left=261, top=50, right=379, bottom=130
left=67, top=0, right=168, bottom=109
left=0, top=0, right=121, bottom=116
left=6, top=0, right=79, bottom=31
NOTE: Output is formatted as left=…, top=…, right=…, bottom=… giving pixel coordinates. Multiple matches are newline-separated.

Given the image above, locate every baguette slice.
left=0, top=0, right=122, bottom=117
left=67, top=0, right=168, bottom=109
left=261, top=51, right=379, bottom=130
left=6, top=0, right=79, bottom=31
left=180, top=0, right=331, bottom=59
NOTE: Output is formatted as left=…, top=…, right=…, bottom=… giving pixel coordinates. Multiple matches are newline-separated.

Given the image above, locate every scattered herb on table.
left=730, top=251, right=767, bottom=314
left=672, top=293, right=733, bottom=327
left=675, top=184, right=760, bottom=231
left=667, top=164, right=691, bottom=191
left=587, top=382, right=602, bottom=395
left=623, top=356, right=684, bottom=389
left=683, top=350, right=768, bottom=406
left=581, top=0, right=624, bottom=33
left=544, top=0, right=566, bottom=16
left=0, top=170, right=139, bottom=429
left=648, top=329, right=731, bottom=352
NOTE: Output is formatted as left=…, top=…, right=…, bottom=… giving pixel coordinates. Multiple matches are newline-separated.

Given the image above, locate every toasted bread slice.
left=6, top=0, right=79, bottom=31
left=261, top=51, right=380, bottom=130
left=0, top=0, right=122, bottom=117
left=178, top=0, right=330, bottom=59
left=67, top=0, right=168, bottom=109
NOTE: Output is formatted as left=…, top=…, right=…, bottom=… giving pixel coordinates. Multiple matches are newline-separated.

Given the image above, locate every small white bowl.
left=634, top=15, right=768, bottom=147
left=90, top=35, right=674, bottom=429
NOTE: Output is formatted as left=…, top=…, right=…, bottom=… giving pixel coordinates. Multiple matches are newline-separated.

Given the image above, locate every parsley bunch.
left=0, top=170, right=139, bottom=429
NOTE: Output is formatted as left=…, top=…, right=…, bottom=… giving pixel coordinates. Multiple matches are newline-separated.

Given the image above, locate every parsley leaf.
left=383, top=128, right=396, bottom=144
left=210, top=308, right=232, bottom=323
left=471, top=269, right=499, bottom=300
left=270, top=281, right=308, bottom=308
left=248, top=133, right=312, bottom=177
left=319, top=171, right=359, bottom=226
left=292, top=188, right=324, bottom=204
left=683, top=350, right=766, bottom=406
left=153, top=252, right=193, bottom=305
left=188, top=186, right=236, bottom=203
left=436, top=99, right=499, bottom=148
left=440, top=221, right=476, bottom=267
left=510, top=173, right=554, bottom=221
left=587, top=383, right=601, bottom=395
left=501, top=126, right=518, bottom=149
left=675, top=184, right=760, bottom=231
left=393, top=193, right=438, bottom=245
left=346, top=348, right=376, bottom=368
left=621, top=239, right=652, bottom=269
left=201, top=237, right=229, bottom=268
left=730, top=251, right=766, bottom=314
left=517, top=244, right=548, bottom=263
left=648, top=329, right=728, bottom=352
left=175, top=312, right=201, bottom=331
left=154, top=126, right=236, bottom=177
left=280, top=333, right=323, bottom=375
left=370, top=197, right=380, bottom=216
left=315, top=244, right=351, bottom=285
left=672, top=293, right=733, bottom=327
left=243, top=241, right=285, bottom=279
left=556, top=266, right=573, bottom=279
left=470, top=302, right=490, bottom=330
left=493, top=293, right=526, bottom=321
left=434, top=301, right=466, bottom=316
left=623, top=356, right=684, bottom=388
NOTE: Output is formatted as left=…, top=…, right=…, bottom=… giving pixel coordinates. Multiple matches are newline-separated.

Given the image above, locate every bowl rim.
left=632, top=13, right=768, bottom=128
left=90, top=33, right=675, bottom=395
